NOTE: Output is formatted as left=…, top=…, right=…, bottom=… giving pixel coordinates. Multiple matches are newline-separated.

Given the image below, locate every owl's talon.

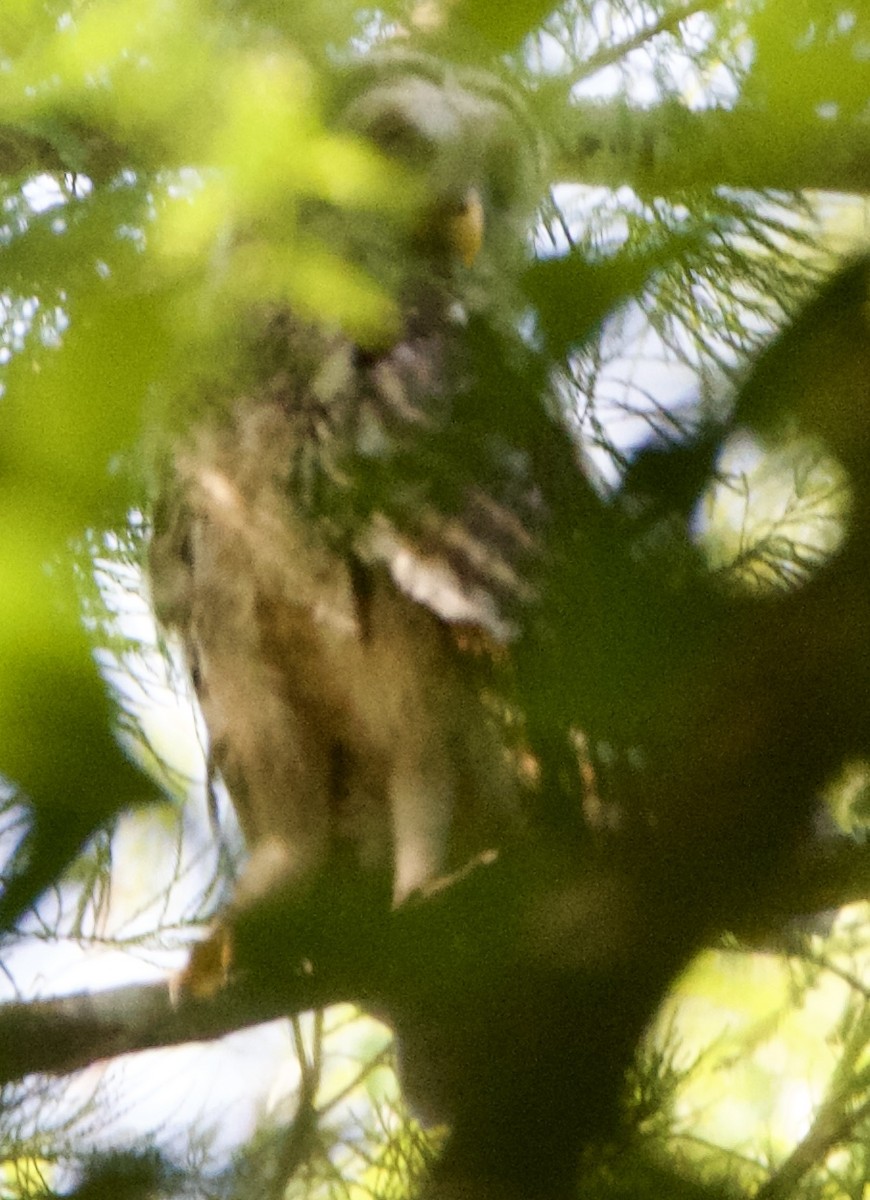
left=170, top=924, right=234, bottom=1006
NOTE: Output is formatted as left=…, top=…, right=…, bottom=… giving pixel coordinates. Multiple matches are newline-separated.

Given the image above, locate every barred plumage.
left=148, top=51, right=543, bottom=995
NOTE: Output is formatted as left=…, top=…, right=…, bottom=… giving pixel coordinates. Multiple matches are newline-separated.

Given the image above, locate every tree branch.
left=0, top=824, right=866, bottom=1091
left=3, top=102, right=870, bottom=199
left=747, top=836, right=870, bottom=930
left=0, top=119, right=129, bottom=184
left=755, top=1007, right=870, bottom=1200
left=572, top=0, right=722, bottom=85
left=0, top=972, right=330, bottom=1087
left=553, top=102, right=870, bottom=196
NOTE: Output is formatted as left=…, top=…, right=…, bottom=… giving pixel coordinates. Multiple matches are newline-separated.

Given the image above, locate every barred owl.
left=149, top=51, right=543, bottom=996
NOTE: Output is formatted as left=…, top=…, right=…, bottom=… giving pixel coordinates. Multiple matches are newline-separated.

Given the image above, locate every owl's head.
left=327, top=51, right=543, bottom=296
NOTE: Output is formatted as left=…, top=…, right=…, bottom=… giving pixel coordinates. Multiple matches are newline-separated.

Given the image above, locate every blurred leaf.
left=0, top=182, right=150, bottom=298
left=0, top=512, right=152, bottom=925
left=748, top=0, right=870, bottom=122
left=62, top=1149, right=181, bottom=1200
left=734, top=255, right=870, bottom=479
left=524, top=227, right=710, bottom=358
left=0, top=200, right=168, bottom=925
left=452, top=0, right=559, bottom=51
left=1, top=284, right=171, bottom=529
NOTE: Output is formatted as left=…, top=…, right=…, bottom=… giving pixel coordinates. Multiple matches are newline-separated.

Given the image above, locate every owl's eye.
left=366, top=111, right=437, bottom=165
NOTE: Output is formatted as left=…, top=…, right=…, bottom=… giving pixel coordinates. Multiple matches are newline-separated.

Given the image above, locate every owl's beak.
left=446, top=186, right=485, bottom=267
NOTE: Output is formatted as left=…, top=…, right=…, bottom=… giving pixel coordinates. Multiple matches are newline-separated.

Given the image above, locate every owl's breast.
left=150, top=376, right=521, bottom=902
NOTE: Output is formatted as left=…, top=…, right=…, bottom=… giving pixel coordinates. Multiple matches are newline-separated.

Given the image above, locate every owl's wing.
left=306, top=322, right=541, bottom=646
